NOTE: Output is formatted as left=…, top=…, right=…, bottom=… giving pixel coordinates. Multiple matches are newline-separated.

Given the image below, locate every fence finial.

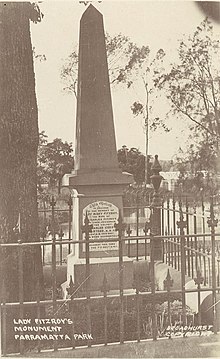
left=164, top=269, right=173, bottom=290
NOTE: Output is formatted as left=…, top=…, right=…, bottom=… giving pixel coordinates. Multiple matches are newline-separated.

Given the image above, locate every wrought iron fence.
left=0, top=195, right=219, bottom=356
left=38, top=196, right=73, bottom=266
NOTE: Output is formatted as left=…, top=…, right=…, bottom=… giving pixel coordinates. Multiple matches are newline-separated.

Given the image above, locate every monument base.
left=62, top=253, right=134, bottom=297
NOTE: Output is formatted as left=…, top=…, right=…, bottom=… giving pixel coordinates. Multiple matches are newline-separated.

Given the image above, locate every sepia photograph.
left=0, top=0, right=220, bottom=357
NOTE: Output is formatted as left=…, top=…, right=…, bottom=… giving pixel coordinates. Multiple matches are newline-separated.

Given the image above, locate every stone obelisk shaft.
left=75, top=5, right=119, bottom=173
left=69, top=4, right=132, bottom=187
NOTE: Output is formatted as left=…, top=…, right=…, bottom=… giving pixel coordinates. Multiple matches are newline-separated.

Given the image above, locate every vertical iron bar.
left=0, top=246, right=7, bottom=357
left=68, top=276, right=76, bottom=350
left=177, top=201, right=187, bottom=326
left=165, top=229, right=168, bottom=264
left=164, top=269, right=173, bottom=339
left=84, top=215, right=92, bottom=347
left=100, top=272, right=109, bottom=347
left=42, top=200, right=47, bottom=266
left=104, top=295, right=108, bottom=345
left=207, top=197, right=218, bottom=334
left=203, top=254, right=207, bottom=286
left=36, top=273, right=41, bottom=353
left=68, top=195, right=72, bottom=254
left=211, top=229, right=217, bottom=334
left=145, top=236, right=147, bottom=260
left=217, top=260, right=220, bottom=289
left=0, top=246, right=2, bottom=357
left=59, top=230, right=63, bottom=266
left=136, top=276, right=141, bottom=343
left=170, top=229, right=173, bottom=267
left=173, top=195, right=176, bottom=236
left=51, top=196, right=57, bottom=351
left=208, top=257, right=211, bottom=287
left=191, top=237, right=194, bottom=279
left=18, top=240, right=24, bottom=355
left=67, top=276, right=76, bottom=350
left=150, top=238, right=157, bottom=340
left=136, top=197, right=139, bottom=261
left=198, top=286, right=201, bottom=325
left=161, top=200, right=164, bottom=236
left=194, top=268, right=204, bottom=327
left=193, top=204, right=198, bottom=273
left=180, top=236, right=186, bottom=326
left=202, top=195, right=206, bottom=242
left=186, top=198, right=190, bottom=277
left=127, top=224, right=131, bottom=258
left=119, top=223, right=124, bottom=343
left=1, top=279, right=7, bottom=357
left=167, top=198, right=170, bottom=235
left=177, top=236, right=180, bottom=272
left=173, top=197, right=177, bottom=269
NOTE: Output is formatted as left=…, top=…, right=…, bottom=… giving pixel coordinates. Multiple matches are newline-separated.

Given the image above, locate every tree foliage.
left=117, top=145, right=152, bottom=184
left=37, top=132, right=74, bottom=195
left=61, top=32, right=167, bottom=183
left=155, top=18, right=220, bottom=175
left=61, top=33, right=150, bottom=97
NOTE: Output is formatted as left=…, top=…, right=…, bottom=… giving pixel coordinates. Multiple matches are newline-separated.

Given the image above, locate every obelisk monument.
left=71, top=4, right=131, bottom=186
left=63, top=5, right=133, bottom=292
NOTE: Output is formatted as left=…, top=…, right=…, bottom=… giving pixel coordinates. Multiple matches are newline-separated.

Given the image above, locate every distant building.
left=161, top=171, right=180, bottom=192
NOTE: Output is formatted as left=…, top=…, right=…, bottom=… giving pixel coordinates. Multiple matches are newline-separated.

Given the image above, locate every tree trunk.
left=0, top=2, right=43, bottom=303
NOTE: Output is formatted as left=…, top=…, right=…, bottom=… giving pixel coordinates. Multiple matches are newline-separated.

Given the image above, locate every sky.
left=30, top=0, right=220, bottom=160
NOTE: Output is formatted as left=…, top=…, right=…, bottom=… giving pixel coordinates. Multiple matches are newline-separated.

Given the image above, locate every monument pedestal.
left=64, top=254, right=134, bottom=296
left=62, top=171, right=134, bottom=296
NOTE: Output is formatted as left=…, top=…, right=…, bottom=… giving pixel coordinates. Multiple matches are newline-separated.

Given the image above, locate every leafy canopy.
left=155, top=18, right=220, bottom=175
left=37, top=132, right=74, bottom=195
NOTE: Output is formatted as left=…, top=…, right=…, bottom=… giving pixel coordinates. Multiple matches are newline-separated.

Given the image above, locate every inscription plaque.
left=82, top=201, right=119, bottom=252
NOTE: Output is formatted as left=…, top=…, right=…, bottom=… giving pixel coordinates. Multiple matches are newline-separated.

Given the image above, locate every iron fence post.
left=207, top=196, right=218, bottom=334
left=143, top=220, right=151, bottom=260
left=194, top=268, right=204, bottom=325
left=193, top=202, right=198, bottom=271
left=59, top=228, right=64, bottom=265
left=134, top=269, right=141, bottom=342
left=67, top=275, right=77, bottom=349
left=177, top=199, right=187, bottom=326
left=150, top=155, right=163, bottom=261
left=167, top=198, right=170, bottom=235
left=100, top=272, right=110, bottom=345
left=115, top=211, right=126, bottom=344
left=186, top=197, right=190, bottom=277
left=82, top=211, right=93, bottom=346
left=136, top=192, right=140, bottom=260
left=173, top=196, right=177, bottom=269
left=126, top=224, right=132, bottom=258
left=68, top=195, right=73, bottom=254
left=164, top=269, right=173, bottom=338
left=1, top=278, right=6, bottom=357
left=150, top=236, right=157, bottom=340
left=50, top=195, right=57, bottom=352
left=18, top=239, right=24, bottom=355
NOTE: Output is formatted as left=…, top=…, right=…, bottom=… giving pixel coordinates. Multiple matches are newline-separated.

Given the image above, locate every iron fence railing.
left=37, top=193, right=220, bottom=266
left=1, top=193, right=219, bottom=355
left=1, top=226, right=219, bottom=355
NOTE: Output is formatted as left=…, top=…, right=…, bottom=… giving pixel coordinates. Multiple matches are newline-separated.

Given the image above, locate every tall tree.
left=155, top=18, right=220, bottom=176
left=0, top=2, right=43, bottom=302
